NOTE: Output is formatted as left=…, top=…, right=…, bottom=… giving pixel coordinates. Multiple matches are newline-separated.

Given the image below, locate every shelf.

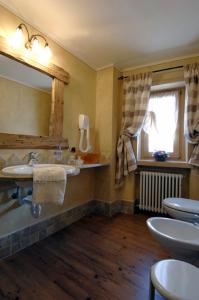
left=137, top=160, right=191, bottom=169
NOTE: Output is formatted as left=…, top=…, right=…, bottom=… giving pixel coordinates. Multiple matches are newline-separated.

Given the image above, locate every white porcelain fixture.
left=163, top=197, right=199, bottom=223
left=79, top=114, right=92, bottom=153
left=147, top=217, right=199, bottom=264
left=2, top=164, right=80, bottom=176
left=150, top=259, right=199, bottom=300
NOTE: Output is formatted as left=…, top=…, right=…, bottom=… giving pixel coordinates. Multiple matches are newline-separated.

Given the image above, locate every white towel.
left=32, top=166, right=66, bottom=205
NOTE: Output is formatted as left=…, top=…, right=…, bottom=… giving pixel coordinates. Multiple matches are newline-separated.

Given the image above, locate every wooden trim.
left=0, top=35, right=70, bottom=149
left=49, top=78, right=65, bottom=137
left=137, top=160, right=191, bottom=169
left=0, top=36, right=70, bottom=84
left=0, top=133, right=69, bottom=149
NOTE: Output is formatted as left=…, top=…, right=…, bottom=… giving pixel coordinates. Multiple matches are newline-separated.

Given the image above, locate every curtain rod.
left=118, top=65, right=184, bottom=80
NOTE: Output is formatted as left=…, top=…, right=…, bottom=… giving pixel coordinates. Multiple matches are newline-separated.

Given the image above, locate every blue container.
left=153, top=151, right=168, bottom=162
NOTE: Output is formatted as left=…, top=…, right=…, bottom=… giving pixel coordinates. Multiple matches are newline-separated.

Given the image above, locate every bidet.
left=147, top=217, right=199, bottom=265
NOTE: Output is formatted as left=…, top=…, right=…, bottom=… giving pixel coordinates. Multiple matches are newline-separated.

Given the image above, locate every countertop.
left=80, top=162, right=110, bottom=169
left=0, top=162, right=110, bottom=180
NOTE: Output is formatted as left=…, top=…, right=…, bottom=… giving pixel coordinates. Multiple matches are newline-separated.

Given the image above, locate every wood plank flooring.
left=0, top=214, right=169, bottom=300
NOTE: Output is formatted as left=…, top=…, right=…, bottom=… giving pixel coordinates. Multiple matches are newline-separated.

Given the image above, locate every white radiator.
left=139, top=171, right=183, bottom=213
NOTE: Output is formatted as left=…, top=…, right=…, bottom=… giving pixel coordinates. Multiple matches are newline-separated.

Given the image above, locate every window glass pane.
left=147, top=92, right=178, bottom=153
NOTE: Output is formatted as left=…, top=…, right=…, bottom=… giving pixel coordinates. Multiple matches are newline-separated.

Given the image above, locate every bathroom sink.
left=2, top=164, right=80, bottom=176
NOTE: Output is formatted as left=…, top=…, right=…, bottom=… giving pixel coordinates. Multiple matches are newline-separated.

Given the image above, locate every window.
left=139, top=88, right=186, bottom=160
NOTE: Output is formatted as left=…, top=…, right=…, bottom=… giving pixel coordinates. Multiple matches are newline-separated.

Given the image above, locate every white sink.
left=2, top=164, right=80, bottom=176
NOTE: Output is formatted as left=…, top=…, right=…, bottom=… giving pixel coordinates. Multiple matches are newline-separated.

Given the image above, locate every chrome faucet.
left=28, top=152, right=39, bottom=166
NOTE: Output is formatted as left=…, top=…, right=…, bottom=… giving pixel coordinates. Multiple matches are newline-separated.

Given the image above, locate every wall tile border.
left=0, top=200, right=134, bottom=260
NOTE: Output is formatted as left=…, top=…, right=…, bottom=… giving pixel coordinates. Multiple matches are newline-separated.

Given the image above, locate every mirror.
left=0, top=54, right=52, bottom=136
left=0, top=34, right=69, bottom=148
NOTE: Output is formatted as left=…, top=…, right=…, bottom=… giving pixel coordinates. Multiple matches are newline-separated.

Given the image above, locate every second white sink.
left=2, top=164, right=80, bottom=176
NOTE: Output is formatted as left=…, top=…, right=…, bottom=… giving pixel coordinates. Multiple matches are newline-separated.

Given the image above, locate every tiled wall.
left=0, top=149, right=72, bottom=170
left=0, top=200, right=134, bottom=260
left=0, top=201, right=92, bottom=259
left=92, top=200, right=134, bottom=216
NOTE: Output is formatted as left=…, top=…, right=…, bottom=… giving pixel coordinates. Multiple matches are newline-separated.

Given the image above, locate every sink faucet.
left=28, top=152, right=39, bottom=166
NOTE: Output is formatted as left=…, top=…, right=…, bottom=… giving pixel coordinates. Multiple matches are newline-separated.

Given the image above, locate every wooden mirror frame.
left=0, top=35, right=70, bottom=149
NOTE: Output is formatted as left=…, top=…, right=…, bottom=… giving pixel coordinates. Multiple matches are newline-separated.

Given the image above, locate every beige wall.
left=0, top=76, right=51, bottom=136
left=63, top=62, right=96, bottom=148
left=94, top=67, right=114, bottom=202
left=189, top=168, right=199, bottom=200
left=65, top=169, right=95, bottom=209
left=94, top=66, right=135, bottom=203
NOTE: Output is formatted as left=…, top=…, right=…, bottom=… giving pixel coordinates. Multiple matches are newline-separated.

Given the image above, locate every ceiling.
left=0, top=54, right=52, bottom=92
left=1, top=0, right=199, bottom=70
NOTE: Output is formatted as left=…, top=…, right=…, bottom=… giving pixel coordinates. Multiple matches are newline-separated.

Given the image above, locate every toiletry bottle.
left=76, top=156, right=84, bottom=166
left=68, top=147, right=77, bottom=165
left=54, top=144, right=63, bottom=161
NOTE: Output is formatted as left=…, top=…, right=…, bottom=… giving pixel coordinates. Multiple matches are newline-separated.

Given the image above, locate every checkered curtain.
left=184, top=63, right=199, bottom=166
left=116, top=73, right=152, bottom=185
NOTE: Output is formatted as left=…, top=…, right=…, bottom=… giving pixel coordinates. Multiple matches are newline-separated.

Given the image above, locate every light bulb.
left=31, top=37, right=40, bottom=55
left=37, top=43, right=52, bottom=64
left=44, top=44, right=52, bottom=60
left=9, top=26, right=24, bottom=49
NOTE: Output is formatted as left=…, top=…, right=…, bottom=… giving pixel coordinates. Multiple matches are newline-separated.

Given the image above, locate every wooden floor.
left=0, top=214, right=169, bottom=300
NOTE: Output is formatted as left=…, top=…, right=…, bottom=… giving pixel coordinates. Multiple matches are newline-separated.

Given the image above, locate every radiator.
left=139, top=171, right=183, bottom=213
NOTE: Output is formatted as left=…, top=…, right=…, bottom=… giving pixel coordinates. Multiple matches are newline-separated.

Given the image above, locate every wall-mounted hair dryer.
left=79, top=114, right=92, bottom=153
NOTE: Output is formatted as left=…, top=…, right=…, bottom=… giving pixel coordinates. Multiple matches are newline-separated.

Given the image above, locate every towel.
left=32, top=166, right=66, bottom=205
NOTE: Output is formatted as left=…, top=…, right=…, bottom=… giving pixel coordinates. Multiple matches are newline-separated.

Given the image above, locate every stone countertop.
left=0, top=162, right=110, bottom=180
left=80, top=162, right=110, bottom=169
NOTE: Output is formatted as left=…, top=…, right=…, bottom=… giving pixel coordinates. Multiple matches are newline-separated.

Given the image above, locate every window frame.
left=139, top=87, right=186, bottom=161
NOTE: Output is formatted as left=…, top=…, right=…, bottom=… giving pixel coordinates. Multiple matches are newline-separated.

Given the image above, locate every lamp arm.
left=18, top=23, right=30, bottom=41
left=30, top=34, right=48, bottom=46
left=15, top=23, right=50, bottom=54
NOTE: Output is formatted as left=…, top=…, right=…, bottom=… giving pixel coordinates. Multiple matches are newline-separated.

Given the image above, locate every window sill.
left=137, top=159, right=191, bottom=169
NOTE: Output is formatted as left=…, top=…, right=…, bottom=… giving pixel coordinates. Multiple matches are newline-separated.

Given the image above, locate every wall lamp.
left=11, top=23, right=52, bottom=63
